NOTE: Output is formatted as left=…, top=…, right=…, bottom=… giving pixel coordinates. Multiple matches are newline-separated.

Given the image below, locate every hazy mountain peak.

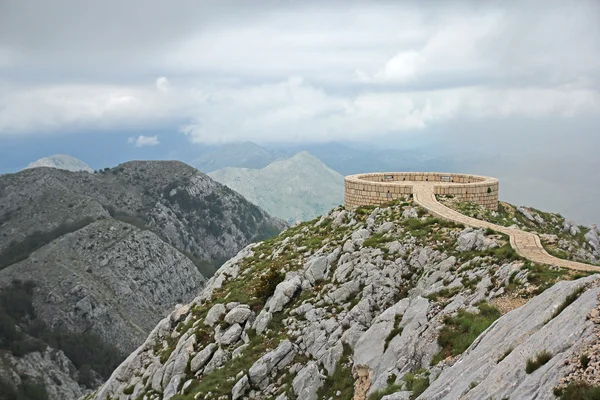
left=209, top=151, right=344, bottom=223
left=24, top=154, right=93, bottom=173
left=191, top=141, right=276, bottom=172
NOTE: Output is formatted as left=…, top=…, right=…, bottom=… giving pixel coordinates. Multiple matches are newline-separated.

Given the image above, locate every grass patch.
left=317, top=344, right=354, bottom=400
left=363, top=233, right=394, bottom=248
left=497, top=347, right=513, bottom=363
left=367, top=384, right=404, bottom=400
left=384, top=314, right=404, bottom=351
left=431, top=303, right=501, bottom=365
left=403, top=371, right=430, bottom=399
left=525, top=350, right=552, bottom=374
left=425, top=286, right=461, bottom=302
left=553, top=381, right=600, bottom=399
left=523, top=262, right=568, bottom=294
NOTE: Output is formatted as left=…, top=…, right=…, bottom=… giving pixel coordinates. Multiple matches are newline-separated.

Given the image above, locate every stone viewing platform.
left=345, top=172, right=600, bottom=272
left=344, top=172, right=499, bottom=210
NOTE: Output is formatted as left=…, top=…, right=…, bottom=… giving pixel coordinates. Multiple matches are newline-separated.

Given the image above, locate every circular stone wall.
left=344, top=172, right=499, bottom=210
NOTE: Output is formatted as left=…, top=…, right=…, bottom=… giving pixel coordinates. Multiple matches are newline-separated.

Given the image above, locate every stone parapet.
left=344, top=172, right=499, bottom=210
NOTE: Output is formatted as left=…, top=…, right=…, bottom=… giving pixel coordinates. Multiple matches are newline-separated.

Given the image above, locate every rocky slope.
left=0, top=161, right=285, bottom=399
left=24, top=154, right=93, bottom=173
left=89, top=198, right=600, bottom=400
left=209, top=152, right=344, bottom=223
left=440, top=197, right=600, bottom=266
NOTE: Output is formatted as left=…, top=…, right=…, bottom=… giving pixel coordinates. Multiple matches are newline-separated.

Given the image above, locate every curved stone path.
left=411, top=182, right=600, bottom=272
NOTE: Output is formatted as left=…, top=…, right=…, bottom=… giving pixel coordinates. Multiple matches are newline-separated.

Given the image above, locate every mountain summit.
left=209, top=151, right=344, bottom=223
left=24, top=154, right=93, bottom=173
left=90, top=197, right=600, bottom=400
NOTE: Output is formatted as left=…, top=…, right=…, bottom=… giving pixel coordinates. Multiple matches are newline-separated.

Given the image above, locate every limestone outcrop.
left=88, top=198, right=600, bottom=400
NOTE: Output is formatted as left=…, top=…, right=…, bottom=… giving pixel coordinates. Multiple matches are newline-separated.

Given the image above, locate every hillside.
left=192, top=142, right=277, bottom=173
left=90, top=198, right=600, bottom=400
left=0, top=161, right=286, bottom=399
left=209, top=152, right=344, bottom=223
left=24, top=154, right=93, bottom=173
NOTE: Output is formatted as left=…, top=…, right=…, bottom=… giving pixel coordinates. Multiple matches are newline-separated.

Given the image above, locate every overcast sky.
left=1, top=0, right=599, bottom=144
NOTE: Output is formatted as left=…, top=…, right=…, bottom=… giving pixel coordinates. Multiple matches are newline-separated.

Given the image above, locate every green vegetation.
left=580, top=354, right=590, bottom=369
left=432, top=303, right=501, bottom=365
left=317, top=344, right=355, bottom=400
left=384, top=314, right=404, bottom=351
left=497, top=347, right=513, bottom=363
left=524, top=262, right=570, bottom=294
left=0, top=280, right=124, bottom=388
left=457, top=242, right=519, bottom=264
left=0, top=376, right=49, bottom=400
left=0, top=217, right=96, bottom=270
left=368, top=384, right=404, bottom=400
left=363, top=233, right=394, bottom=248
left=525, top=350, right=552, bottom=374
left=403, top=371, right=430, bottom=399
left=254, top=265, right=286, bottom=302
left=553, top=381, right=600, bottom=399
left=426, top=286, right=462, bottom=302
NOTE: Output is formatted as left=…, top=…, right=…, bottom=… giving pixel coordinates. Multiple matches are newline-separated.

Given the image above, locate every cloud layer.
left=1, top=1, right=599, bottom=143
left=128, top=135, right=160, bottom=147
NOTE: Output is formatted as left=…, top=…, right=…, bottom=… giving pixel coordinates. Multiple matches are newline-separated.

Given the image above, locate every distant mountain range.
left=24, top=154, right=93, bottom=173
left=209, top=151, right=344, bottom=223
left=191, top=141, right=279, bottom=172
left=191, top=140, right=454, bottom=176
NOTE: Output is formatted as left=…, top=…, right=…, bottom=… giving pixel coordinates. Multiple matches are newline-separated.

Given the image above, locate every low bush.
left=432, top=303, right=501, bottom=365
left=403, top=372, right=430, bottom=399
left=254, top=266, right=285, bottom=302
left=580, top=354, right=590, bottom=369
left=554, top=381, right=600, bottom=399
left=525, top=350, right=552, bottom=374
left=367, top=384, right=404, bottom=400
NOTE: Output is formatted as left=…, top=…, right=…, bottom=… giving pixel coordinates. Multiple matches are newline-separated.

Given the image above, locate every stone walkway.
left=411, top=183, right=600, bottom=272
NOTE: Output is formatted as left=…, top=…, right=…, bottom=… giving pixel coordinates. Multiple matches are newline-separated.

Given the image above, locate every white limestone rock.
left=292, top=362, right=324, bottom=400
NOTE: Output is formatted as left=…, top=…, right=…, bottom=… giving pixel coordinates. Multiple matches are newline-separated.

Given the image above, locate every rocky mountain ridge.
left=209, top=152, right=344, bottom=223
left=0, top=161, right=286, bottom=399
left=89, top=198, right=600, bottom=400
left=24, top=154, right=93, bottom=173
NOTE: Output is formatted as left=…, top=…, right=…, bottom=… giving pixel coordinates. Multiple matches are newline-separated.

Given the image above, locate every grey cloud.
left=0, top=0, right=599, bottom=141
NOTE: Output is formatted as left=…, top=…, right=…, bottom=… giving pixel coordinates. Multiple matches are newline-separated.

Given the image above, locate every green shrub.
left=384, top=315, right=403, bottom=351
left=403, top=371, right=430, bottom=399
left=317, top=344, right=354, bottom=400
left=554, top=381, right=600, bottom=399
left=432, top=303, right=501, bottom=365
left=368, top=384, right=404, bottom=400
left=0, top=376, right=50, bottom=400
left=525, top=350, right=552, bottom=374
left=254, top=266, right=285, bottom=302
left=123, top=385, right=135, bottom=395
left=580, top=354, right=590, bottom=369
left=497, top=347, right=513, bottom=363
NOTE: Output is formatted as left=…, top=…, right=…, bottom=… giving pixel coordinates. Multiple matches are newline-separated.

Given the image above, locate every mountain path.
left=411, top=182, right=600, bottom=272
